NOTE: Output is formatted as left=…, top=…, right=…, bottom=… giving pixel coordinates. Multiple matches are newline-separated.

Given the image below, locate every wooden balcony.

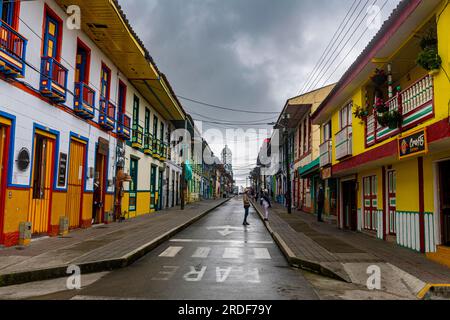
left=160, top=142, right=168, bottom=161
left=319, top=140, right=332, bottom=167
left=132, top=124, right=143, bottom=149
left=335, top=125, right=353, bottom=160
left=144, top=133, right=153, bottom=155
left=99, top=97, right=116, bottom=131
left=0, top=20, right=27, bottom=77
left=366, top=75, right=434, bottom=147
left=152, top=138, right=161, bottom=159
left=40, top=57, right=68, bottom=103
left=74, top=82, right=95, bottom=119
left=117, top=112, right=131, bottom=140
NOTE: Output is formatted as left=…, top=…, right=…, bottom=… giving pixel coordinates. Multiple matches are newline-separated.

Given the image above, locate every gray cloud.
left=120, top=0, right=400, bottom=186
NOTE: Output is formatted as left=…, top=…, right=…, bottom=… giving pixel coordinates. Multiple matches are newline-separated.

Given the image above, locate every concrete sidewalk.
left=251, top=200, right=450, bottom=299
left=0, top=198, right=230, bottom=287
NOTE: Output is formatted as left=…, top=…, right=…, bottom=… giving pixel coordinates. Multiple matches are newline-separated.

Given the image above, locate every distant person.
left=243, top=189, right=251, bottom=226
left=317, top=185, right=325, bottom=222
left=261, top=190, right=271, bottom=222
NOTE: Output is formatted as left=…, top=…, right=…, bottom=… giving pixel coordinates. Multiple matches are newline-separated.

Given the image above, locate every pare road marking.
left=151, top=266, right=261, bottom=284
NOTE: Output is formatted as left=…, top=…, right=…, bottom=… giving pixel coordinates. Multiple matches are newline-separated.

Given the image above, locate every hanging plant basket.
left=417, top=47, right=442, bottom=72
left=371, top=69, right=387, bottom=86
left=377, top=111, right=402, bottom=129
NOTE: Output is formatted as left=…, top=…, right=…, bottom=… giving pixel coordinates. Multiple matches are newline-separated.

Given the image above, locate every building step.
left=427, top=246, right=450, bottom=269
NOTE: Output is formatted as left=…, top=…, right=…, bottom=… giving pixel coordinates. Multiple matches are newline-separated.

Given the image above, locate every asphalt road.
left=37, top=197, right=318, bottom=300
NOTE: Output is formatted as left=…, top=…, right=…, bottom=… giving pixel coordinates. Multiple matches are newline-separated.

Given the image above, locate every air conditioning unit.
left=59, top=217, right=69, bottom=236
left=19, top=222, right=32, bottom=246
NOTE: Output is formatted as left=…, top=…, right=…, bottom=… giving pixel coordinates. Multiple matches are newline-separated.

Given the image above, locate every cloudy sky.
left=121, top=0, right=401, bottom=187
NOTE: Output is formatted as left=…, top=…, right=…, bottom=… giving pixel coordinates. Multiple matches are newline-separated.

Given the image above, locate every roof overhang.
left=311, top=0, right=442, bottom=124
left=55, top=0, right=185, bottom=120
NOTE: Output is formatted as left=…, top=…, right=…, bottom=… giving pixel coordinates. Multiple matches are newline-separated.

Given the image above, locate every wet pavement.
left=36, top=197, right=318, bottom=300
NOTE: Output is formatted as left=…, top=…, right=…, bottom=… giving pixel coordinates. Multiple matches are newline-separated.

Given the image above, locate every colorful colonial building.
left=0, top=0, right=186, bottom=246
left=312, top=0, right=450, bottom=264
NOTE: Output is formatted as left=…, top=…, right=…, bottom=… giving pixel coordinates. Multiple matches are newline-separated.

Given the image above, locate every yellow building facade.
left=312, top=0, right=450, bottom=264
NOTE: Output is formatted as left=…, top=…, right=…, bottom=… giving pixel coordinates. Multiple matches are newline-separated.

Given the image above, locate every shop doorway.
left=387, top=171, right=397, bottom=235
left=66, top=139, right=86, bottom=229
left=150, top=165, right=157, bottom=211
left=0, top=124, right=9, bottom=243
left=158, top=169, right=163, bottom=210
left=29, top=133, right=55, bottom=235
left=438, top=161, right=450, bottom=246
left=342, top=180, right=357, bottom=231
left=92, top=139, right=108, bottom=224
left=363, top=176, right=378, bottom=231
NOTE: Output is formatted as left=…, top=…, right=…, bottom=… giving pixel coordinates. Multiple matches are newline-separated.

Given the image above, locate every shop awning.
left=299, top=158, right=320, bottom=178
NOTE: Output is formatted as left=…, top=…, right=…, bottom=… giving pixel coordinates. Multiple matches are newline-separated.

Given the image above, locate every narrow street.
left=31, top=198, right=318, bottom=300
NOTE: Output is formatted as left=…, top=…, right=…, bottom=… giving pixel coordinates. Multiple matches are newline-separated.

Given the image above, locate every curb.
left=251, top=201, right=350, bottom=283
left=0, top=198, right=231, bottom=288
left=417, top=284, right=450, bottom=300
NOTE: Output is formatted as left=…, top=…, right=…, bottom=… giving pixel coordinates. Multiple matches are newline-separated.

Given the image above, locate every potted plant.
left=417, top=47, right=442, bottom=75
left=371, top=68, right=387, bottom=86
left=387, top=110, right=402, bottom=129
left=353, top=105, right=369, bottom=120
left=374, top=97, right=388, bottom=113
left=377, top=111, right=402, bottom=129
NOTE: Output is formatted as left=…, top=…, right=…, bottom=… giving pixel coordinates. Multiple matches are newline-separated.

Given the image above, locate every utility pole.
left=284, top=130, right=292, bottom=214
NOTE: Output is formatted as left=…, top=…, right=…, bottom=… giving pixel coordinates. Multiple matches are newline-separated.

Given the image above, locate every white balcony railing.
left=319, top=140, right=332, bottom=167
left=365, top=74, right=434, bottom=146
left=335, top=126, right=352, bottom=160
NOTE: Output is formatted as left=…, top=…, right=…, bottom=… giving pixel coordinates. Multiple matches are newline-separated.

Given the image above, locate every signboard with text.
left=398, top=129, right=428, bottom=160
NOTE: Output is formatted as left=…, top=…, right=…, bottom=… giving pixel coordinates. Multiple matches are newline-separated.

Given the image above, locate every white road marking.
left=191, top=247, right=211, bottom=258
left=159, top=246, right=183, bottom=258
left=183, top=266, right=207, bottom=282
left=151, top=266, right=179, bottom=281
left=254, top=248, right=271, bottom=260
left=170, top=239, right=273, bottom=244
left=216, top=267, right=233, bottom=283
left=223, top=248, right=242, bottom=259
left=207, top=226, right=248, bottom=236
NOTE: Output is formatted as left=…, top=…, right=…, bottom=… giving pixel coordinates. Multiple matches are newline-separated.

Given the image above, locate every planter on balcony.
left=117, top=112, right=131, bottom=141
left=132, top=124, right=143, bottom=149
left=40, top=57, right=68, bottom=103
left=99, top=97, right=116, bottom=131
left=0, top=21, right=27, bottom=77
left=74, top=82, right=95, bottom=119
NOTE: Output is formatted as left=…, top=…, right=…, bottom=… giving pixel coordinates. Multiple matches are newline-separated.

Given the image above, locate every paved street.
left=29, top=198, right=318, bottom=300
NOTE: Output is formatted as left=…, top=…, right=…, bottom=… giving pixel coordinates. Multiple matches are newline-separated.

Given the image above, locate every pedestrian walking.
left=243, top=189, right=251, bottom=226
left=261, top=190, right=271, bottom=221
left=317, top=184, right=325, bottom=222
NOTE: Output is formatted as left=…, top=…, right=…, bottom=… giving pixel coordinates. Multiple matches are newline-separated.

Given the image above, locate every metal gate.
left=29, top=133, right=55, bottom=234
left=387, top=171, right=397, bottom=235
left=66, top=139, right=85, bottom=229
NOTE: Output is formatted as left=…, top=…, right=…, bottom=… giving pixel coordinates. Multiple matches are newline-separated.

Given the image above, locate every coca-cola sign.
left=398, top=129, right=428, bottom=160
